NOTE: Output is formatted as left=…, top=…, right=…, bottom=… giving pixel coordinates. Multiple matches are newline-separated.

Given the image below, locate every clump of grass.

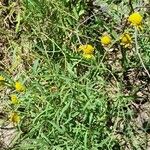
left=0, top=0, right=150, bottom=149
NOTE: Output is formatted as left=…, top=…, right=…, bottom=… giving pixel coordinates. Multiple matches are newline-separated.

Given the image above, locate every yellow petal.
left=101, top=35, right=111, bottom=45
left=0, top=76, right=5, bottom=81
left=78, top=44, right=94, bottom=54
left=15, top=82, right=25, bottom=92
left=128, top=12, right=142, bottom=26
left=10, top=112, right=20, bottom=124
left=10, top=95, right=19, bottom=104
left=82, top=54, right=94, bottom=59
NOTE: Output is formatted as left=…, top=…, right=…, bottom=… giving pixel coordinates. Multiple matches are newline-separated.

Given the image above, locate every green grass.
left=0, top=0, right=150, bottom=149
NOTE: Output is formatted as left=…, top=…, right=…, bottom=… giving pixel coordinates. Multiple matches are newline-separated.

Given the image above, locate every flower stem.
left=134, top=27, right=150, bottom=78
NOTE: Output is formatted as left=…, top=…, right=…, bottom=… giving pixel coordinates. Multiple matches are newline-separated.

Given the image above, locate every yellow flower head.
left=82, top=54, right=94, bottom=59
left=101, top=35, right=111, bottom=46
left=15, top=82, right=25, bottom=92
left=128, top=12, right=142, bottom=27
left=0, top=76, right=5, bottom=81
left=120, top=33, right=132, bottom=48
left=78, top=44, right=94, bottom=54
left=10, top=95, right=19, bottom=104
left=10, top=112, right=20, bottom=124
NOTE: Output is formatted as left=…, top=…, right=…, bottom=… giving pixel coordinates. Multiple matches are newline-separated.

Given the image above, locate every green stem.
left=121, top=46, right=127, bottom=70
left=134, top=27, right=150, bottom=78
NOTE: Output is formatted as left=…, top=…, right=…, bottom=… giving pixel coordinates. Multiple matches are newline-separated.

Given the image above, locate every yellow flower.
left=120, top=33, right=132, bottom=48
left=10, top=112, right=20, bottom=124
left=128, top=12, right=142, bottom=27
left=15, top=82, right=25, bottom=92
left=10, top=95, right=19, bottom=104
left=78, top=44, right=94, bottom=54
left=101, top=35, right=111, bottom=46
left=78, top=44, right=94, bottom=59
left=82, top=54, right=94, bottom=59
left=0, top=76, right=5, bottom=81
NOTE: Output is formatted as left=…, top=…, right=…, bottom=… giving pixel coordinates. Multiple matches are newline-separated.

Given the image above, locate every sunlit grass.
left=0, top=0, right=150, bottom=149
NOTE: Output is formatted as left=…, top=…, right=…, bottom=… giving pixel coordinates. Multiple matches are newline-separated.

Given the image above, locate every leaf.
left=15, top=11, right=21, bottom=33
left=79, top=9, right=85, bottom=16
